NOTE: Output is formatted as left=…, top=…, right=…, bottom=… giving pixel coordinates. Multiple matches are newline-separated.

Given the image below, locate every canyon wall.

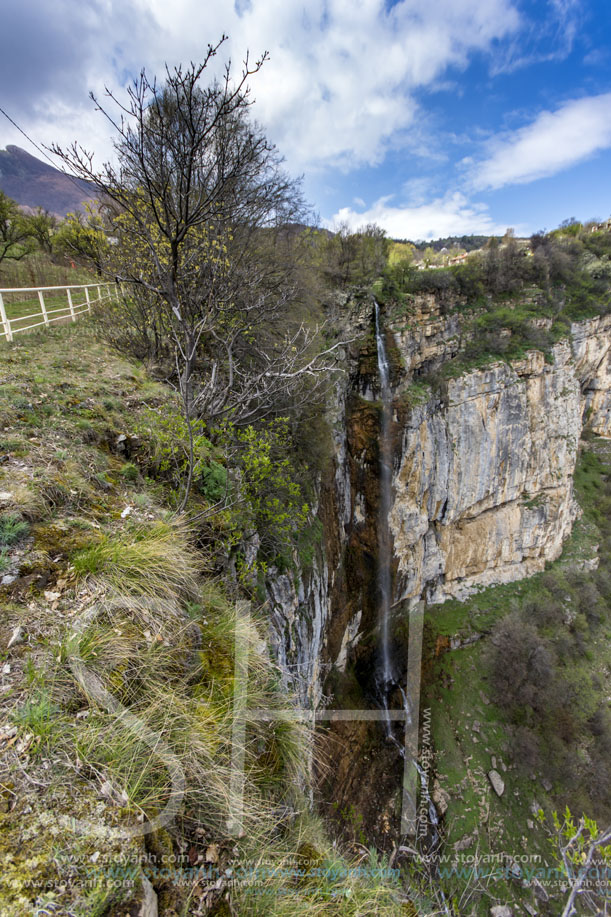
left=266, top=298, right=611, bottom=701
left=390, top=344, right=582, bottom=604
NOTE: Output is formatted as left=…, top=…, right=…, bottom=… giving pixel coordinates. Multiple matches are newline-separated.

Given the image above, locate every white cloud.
left=0, top=0, right=521, bottom=174
left=204, top=0, right=521, bottom=171
left=471, top=93, right=611, bottom=190
left=327, top=192, right=514, bottom=241
left=490, top=0, right=581, bottom=75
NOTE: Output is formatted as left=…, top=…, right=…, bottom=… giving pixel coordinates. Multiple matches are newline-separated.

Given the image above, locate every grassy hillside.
left=421, top=438, right=611, bottom=914
left=0, top=322, right=413, bottom=916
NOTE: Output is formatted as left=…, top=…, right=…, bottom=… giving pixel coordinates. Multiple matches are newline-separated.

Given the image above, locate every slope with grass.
left=0, top=322, right=416, bottom=916
left=418, top=436, right=611, bottom=915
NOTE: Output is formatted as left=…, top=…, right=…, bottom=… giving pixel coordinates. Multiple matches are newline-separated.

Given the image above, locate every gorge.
left=265, top=290, right=611, bottom=876
left=2, top=230, right=611, bottom=917
left=268, top=296, right=611, bottom=699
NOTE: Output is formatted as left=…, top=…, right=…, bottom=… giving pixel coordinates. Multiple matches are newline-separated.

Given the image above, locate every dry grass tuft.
left=71, top=519, right=204, bottom=600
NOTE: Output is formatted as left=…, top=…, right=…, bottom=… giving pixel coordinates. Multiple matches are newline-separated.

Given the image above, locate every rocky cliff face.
left=265, top=297, right=611, bottom=701
left=390, top=344, right=582, bottom=604
left=570, top=313, right=611, bottom=437
left=266, top=552, right=330, bottom=708
left=265, top=370, right=352, bottom=707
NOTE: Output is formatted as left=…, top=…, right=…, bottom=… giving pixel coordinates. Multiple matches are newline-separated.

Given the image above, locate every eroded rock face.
left=266, top=553, right=330, bottom=708
left=390, top=343, right=582, bottom=604
left=571, top=313, right=611, bottom=437
left=266, top=300, right=611, bottom=702
left=391, top=293, right=462, bottom=377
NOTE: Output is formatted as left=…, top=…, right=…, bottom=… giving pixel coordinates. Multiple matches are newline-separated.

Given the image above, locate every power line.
left=0, top=102, right=92, bottom=198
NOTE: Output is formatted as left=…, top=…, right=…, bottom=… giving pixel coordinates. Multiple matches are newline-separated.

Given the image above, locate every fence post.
left=97, top=284, right=102, bottom=304
left=66, top=288, right=76, bottom=322
left=0, top=293, right=12, bottom=342
left=38, top=290, right=49, bottom=326
left=84, top=287, right=91, bottom=312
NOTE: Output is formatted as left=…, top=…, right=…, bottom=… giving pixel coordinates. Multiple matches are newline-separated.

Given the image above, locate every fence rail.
left=0, top=282, right=118, bottom=342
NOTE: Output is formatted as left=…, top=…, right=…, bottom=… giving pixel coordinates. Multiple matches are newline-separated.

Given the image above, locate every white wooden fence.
left=0, top=282, right=118, bottom=342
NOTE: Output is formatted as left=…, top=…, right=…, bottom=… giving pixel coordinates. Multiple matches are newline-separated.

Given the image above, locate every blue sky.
left=1, top=0, right=611, bottom=239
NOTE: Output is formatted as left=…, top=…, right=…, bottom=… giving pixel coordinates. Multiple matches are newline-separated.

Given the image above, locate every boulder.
left=488, top=769, right=505, bottom=797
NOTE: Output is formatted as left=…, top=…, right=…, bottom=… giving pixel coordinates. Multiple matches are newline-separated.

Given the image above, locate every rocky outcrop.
left=390, top=343, right=582, bottom=604
left=390, top=293, right=462, bottom=377
left=266, top=298, right=611, bottom=700
left=266, top=551, right=329, bottom=708
left=570, top=313, right=611, bottom=436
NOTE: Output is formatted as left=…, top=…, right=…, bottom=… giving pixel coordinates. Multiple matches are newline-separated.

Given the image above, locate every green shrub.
left=230, top=418, right=310, bottom=565
left=406, top=267, right=456, bottom=295
left=135, top=407, right=228, bottom=506
left=119, top=461, right=139, bottom=482
left=200, top=459, right=227, bottom=502
left=0, top=512, right=29, bottom=546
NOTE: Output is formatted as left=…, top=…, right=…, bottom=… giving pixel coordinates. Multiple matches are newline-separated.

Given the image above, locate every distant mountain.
left=0, top=145, right=96, bottom=217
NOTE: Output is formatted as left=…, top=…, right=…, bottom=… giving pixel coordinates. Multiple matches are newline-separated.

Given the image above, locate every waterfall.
left=374, top=303, right=441, bottom=856
left=374, top=301, right=394, bottom=733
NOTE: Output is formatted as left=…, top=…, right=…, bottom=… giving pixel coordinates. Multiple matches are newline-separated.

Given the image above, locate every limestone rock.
left=571, top=314, right=611, bottom=436
left=432, top=779, right=450, bottom=816
left=390, top=340, right=584, bottom=605
left=490, top=907, right=513, bottom=917
left=488, top=769, right=505, bottom=797
left=138, top=874, right=158, bottom=917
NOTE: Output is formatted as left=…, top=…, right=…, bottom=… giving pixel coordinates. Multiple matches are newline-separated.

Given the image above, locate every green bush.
left=200, top=459, right=227, bottom=503
left=451, top=256, right=486, bottom=301
left=0, top=512, right=29, bottom=546
left=231, top=418, right=309, bottom=565
left=406, top=267, right=456, bottom=295
left=135, top=406, right=228, bottom=505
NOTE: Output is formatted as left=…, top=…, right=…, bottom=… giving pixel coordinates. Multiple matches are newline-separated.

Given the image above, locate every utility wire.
left=0, top=102, right=92, bottom=197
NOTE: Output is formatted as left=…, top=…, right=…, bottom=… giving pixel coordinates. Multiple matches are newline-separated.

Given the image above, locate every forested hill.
left=408, top=233, right=500, bottom=251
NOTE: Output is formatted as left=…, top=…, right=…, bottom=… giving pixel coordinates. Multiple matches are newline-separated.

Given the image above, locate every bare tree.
left=52, top=38, right=345, bottom=510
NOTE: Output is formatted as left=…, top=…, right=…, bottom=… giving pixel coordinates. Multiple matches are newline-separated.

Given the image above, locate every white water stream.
left=374, top=303, right=443, bottom=880
left=374, top=301, right=394, bottom=735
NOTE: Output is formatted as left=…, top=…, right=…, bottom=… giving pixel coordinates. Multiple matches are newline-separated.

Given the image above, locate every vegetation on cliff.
left=417, top=437, right=611, bottom=914
left=1, top=39, right=611, bottom=912
left=377, top=221, right=611, bottom=379
left=0, top=322, right=414, bottom=915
